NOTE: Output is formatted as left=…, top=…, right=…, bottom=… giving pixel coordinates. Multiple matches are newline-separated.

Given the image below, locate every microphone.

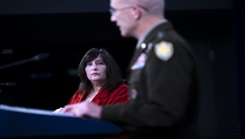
left=0, top=82, right=16, bottom=86
left=31, top=53, right=50, bottom=62
left=0, top=53, right=49, bottom=70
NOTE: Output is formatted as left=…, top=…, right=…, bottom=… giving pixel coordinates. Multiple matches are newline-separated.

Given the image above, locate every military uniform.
left=102, top=21, right=201, bottom=139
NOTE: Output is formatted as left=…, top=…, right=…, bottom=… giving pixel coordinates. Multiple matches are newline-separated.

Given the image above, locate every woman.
left=55, top=48, right=128, bottom=111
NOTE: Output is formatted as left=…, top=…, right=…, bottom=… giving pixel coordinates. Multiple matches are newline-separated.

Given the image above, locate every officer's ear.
left=131, top=6, right=142, bottom=20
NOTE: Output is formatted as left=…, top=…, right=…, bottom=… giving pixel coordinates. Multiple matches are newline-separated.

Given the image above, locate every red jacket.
left=68, top=83, right=129, bottom=106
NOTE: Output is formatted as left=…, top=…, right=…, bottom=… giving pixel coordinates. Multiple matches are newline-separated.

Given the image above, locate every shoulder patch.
left=154, top=41, right=174, bottom=61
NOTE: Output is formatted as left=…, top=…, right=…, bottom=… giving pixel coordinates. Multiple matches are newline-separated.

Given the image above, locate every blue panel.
left=0, top=105, right=122, bottom=138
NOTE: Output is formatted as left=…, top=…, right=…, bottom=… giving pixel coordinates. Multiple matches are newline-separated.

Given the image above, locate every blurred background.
left=0, top=0, right=244, bottom=139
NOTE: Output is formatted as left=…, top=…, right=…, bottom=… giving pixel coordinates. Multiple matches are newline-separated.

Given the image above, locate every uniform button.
left=130, top=88, right=138, bottom=100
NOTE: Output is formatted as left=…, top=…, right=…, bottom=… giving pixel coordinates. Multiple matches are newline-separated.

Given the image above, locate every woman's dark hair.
left=78, top=48, right=124, bottom=93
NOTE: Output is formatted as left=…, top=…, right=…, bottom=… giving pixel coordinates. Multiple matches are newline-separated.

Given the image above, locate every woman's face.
left=85, top=56, right=107, bottom=83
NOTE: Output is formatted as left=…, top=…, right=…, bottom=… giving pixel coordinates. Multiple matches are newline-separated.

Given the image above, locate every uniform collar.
left=136, top=19, right=168, bottom=49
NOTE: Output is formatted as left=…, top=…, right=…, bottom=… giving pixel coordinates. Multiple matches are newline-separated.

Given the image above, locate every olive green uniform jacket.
left=102, top=21, right=201, bottom=139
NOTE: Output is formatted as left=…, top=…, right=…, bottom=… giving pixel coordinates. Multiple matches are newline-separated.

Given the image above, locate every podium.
left=0, top=104, right=122, bottom=138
